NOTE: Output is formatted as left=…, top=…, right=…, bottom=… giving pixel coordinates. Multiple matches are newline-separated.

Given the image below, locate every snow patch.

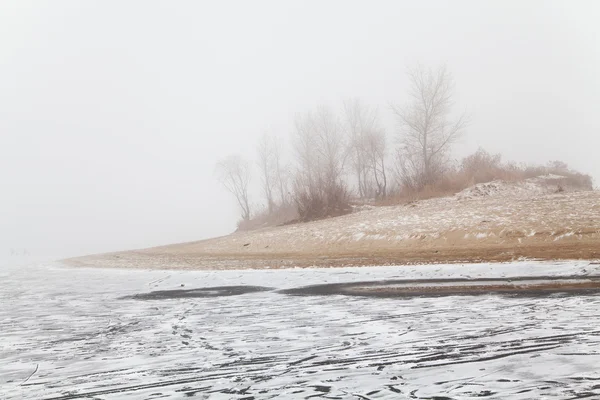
left=554, top=231, right=575, bottom=241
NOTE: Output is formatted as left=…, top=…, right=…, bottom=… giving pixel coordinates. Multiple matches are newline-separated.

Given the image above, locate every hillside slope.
left=66, top=177, right=600, bottom=270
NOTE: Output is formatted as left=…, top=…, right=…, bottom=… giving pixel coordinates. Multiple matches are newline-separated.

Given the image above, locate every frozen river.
left=2, top=260, right=600, bottom=399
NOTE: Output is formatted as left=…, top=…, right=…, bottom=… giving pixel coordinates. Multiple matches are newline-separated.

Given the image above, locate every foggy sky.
left=1, top=1, right=599, bottom=259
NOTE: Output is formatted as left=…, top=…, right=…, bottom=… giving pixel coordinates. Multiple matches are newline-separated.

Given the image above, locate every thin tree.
left=313, top=106, right=345, bottom=191
left=257, top=133, right=289, bottom=211
left=271, top=135, right=289, bottom=206
left=257, top=133, right=276, bottom=213
left=364, top=127, right=388, bottom=198
left=293, top=112, right=318, bottom=194
left=392, top=64, right=467, bottom=187
left=343, top=99, right=387, bottom=199
left=215, top=154, right=252, bottom=221
left=292, top=106, right=349, bottom=220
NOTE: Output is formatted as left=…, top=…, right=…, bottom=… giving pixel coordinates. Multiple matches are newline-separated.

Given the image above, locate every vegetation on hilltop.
left=214, top=65, right=593, bottom=230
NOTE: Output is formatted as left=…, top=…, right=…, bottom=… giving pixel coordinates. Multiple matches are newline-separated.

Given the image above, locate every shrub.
left=294, top=182, right=351, bottom=222
left=461, top=148, right=504, bottom=184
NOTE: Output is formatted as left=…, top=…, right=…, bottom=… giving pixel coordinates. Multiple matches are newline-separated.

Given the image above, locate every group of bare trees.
left=216, top=64, right=468, bottom=224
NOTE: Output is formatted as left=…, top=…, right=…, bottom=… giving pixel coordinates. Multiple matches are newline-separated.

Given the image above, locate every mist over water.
left=1, top=2, right=599, bottom=257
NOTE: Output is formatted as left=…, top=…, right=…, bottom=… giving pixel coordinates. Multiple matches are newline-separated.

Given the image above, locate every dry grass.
left=237, top=203, right=298, bottom=231
left=380, top=150, right=593, bottom=206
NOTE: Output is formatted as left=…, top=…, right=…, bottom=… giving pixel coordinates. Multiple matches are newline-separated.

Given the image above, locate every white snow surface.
left=3, top=259, right=600, bottom=399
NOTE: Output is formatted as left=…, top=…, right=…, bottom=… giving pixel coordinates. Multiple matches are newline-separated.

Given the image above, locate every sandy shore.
left=64, top=190, right=600, bottom=270
left=64, top=242, right=600, bottom=270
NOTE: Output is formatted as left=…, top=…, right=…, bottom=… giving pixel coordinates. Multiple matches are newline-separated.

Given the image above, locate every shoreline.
left=63, top=241, right=600, bottom=271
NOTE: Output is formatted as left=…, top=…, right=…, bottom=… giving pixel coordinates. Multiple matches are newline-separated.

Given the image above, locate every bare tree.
left=343, top=99, right=387, bottom=199
left=392, top=64, right=467, bottom=188
left=314, top=106, right=346, bottom=190
left=257, top=134, right=276, bottom=213
left=293, top=107, right=344, bottom=192
left=344, top=99, right=375, bottom=198
left=215, top=154, right=252, bottom=221
left=257, top=133, right=290, bottom=212
left=293, top=112, right=318, bottom=194
left=271, top=135, right=290, bottom=206
left=364, top=127, right=388, bottom=198
left=292, top=106, right=350, bottom=220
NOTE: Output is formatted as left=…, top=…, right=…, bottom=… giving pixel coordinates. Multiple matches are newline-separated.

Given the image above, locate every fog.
left=1, top=1, right=599, bottom=259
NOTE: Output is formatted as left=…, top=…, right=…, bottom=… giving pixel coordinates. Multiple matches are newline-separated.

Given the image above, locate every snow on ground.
left=3, top=260, right=600, bottom=399
left=146, top=186, right=599, bottom=256
left=454, top=175, right=572, bottom=200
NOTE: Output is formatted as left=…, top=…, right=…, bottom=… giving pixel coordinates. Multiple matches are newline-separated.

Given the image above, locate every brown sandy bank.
left=64, top=190, right=600, bottom=270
